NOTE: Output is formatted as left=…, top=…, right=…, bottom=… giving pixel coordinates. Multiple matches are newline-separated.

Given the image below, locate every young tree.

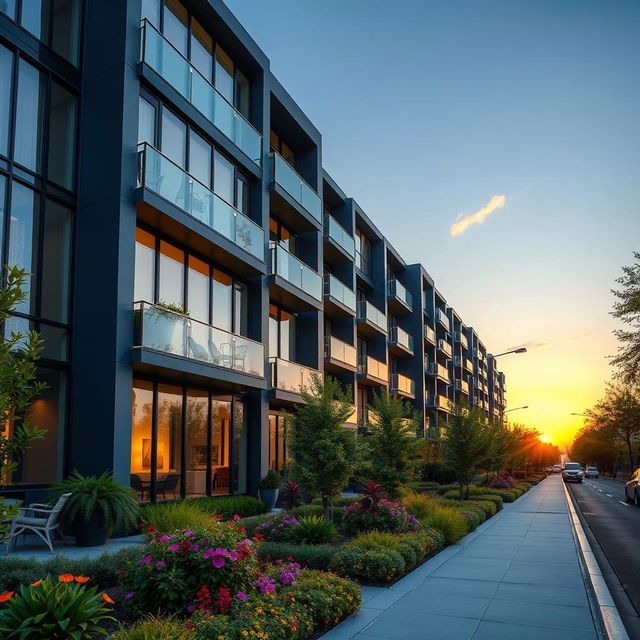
left=610, top=251, right=640, bottom=384
left=366, top=389, right=420, bottom=499
left=441, top=402, right=491, bottom=501
left=289, top=374, right=364, bottom=519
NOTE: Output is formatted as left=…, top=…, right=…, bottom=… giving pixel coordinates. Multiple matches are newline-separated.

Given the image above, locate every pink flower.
left=155, top=561, right=166, bottom=567
left=158, top=535, right=171, bottom=542
left=228, top=551, right=239, bottom=562
left=237, top=591, right=247, bottom=600
left=233, top=514, right=241, bottom=521
left=168, top=544, right=180, bottom=552
left=141, top=555, right=152, bottom=564
left=203, top=547, right=228, bottom=568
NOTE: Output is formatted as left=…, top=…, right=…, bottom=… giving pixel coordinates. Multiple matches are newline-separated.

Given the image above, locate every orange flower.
left=58, top=574, right=74, bottom=583
left=30, top=580, right=43, bottom=587
left=74, top=576, right=90, bottom=584
left=0, top=591, right=14, bottom=602
left=102, top=593, right=115, bottom=604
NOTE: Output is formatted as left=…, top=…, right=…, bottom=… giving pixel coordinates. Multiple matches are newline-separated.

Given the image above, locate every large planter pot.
left=259, top=489, right=279, bottom=512
left=74, top=511, right=108, bottom=547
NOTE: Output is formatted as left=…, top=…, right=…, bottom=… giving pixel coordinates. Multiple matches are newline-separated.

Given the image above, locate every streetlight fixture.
left=491, top=347, right=527, bottom=358
left=505, top=405, right=528, bottom=413
left=570, top=412, right=588, bottom=417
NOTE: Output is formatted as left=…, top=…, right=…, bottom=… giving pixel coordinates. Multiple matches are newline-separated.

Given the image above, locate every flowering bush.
left=342, top=498, right=419, bottom=534
left=189, top=569, right=360, bottom=640
left=255, top=513, right=300, bottom=542
left=120, top=523, right=258, bottom=616
left=456, top=509, right=482, bottom=532
left=488, top=474, right=517, bottom=489
left=329, top=547, right=405, bottom=583
left=0, top=574, right=114, bottom=639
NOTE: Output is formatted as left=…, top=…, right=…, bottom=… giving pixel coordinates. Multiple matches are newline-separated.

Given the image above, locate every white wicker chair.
left=5, top=493, right=72, bottom=554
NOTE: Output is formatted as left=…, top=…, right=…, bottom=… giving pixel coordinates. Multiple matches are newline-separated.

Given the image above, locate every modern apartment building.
left=0, top=0, right=506, bottom=503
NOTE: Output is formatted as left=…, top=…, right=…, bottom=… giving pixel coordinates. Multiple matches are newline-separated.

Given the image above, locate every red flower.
left=147, top=525, right=157, bottom=533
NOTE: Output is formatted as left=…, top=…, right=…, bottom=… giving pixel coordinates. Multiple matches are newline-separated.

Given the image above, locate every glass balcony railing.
left=464, top=357, right=473, bottom=372
left=270, top=152, right=321, bottom=222
left=324, top=335, right=357, bottom=368
left=424, top=325, right=436, bottom=344
left=137, top=143, right=264, bottom=260
left=358, top=355, right=388, bottom=382
left=270, top=357, right=319, bottom=394
left=323, top=274, right=356, bottom=312
left=324, top=215, right=355, bottom=257
left=140, top=20, right=262, bottom=166
left=455, top=379, right=470, bottom=394
left=437, top=363, right=449, bottom=382
left=387, top=280, right=413, bottom=308
left=437, top=339, right=452, bottom=358
left=389, top=326, right=414, bottom=353
left=475, top=349, right=485, bottom=362
left=269, top=243, right=322, bottom=301
left=133, top=301, right=264, bottom=377
left=435, top=308, right=450, bottom=330
left=455, top=331, right=468, bottom=350
left=390, top=373, right=415, bottom=396
left=356, top=300, right=387, bottom=333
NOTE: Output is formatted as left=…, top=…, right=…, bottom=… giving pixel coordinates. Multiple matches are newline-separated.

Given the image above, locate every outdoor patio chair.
left=188, top=335, right=210, bottom=362
left=5, top=492, right=72, bottom=554
left=130, top=473, right=149, bottom=500
left=158, top=474, right=180, bottom=499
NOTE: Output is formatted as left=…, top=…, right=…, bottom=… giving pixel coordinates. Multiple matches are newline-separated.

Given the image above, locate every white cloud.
left=450, top=194, right=507, bottom=237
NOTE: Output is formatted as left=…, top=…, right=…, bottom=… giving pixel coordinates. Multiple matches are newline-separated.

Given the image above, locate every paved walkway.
left=1, top=535, right=144, bottom=561
left=325, top=475, right=600, bottom=640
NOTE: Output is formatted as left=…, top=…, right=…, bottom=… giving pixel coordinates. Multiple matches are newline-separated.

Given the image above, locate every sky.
left=225, top=0, right=640, bottom=447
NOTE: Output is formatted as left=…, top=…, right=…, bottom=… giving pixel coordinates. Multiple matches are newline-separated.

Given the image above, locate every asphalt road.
left=568, top=476, right=640, bottom=617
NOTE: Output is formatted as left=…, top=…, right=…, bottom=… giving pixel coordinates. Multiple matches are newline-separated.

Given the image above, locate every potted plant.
left=257, top=470, right=281, bottom=512
left=51, top=471, right=140, bottom=547
left=134, top=300, right=189, bottom=353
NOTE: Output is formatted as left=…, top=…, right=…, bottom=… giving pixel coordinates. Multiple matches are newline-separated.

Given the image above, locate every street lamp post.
left=489, top=347, right=527, bottom=422
left=505, top=406, right=529, bottom=413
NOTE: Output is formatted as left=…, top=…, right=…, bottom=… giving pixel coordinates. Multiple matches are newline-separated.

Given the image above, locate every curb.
left=563, top=480, right=630, bottom=640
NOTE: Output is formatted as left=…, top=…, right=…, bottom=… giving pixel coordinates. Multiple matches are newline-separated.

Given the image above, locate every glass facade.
left=268, top=413, right=289, bottom=475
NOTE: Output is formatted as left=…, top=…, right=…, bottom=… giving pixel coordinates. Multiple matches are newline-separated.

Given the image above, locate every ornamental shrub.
left=345, top=531, right=419, bottom=571
left=291, top=504, right=344, bottom=524
left=257, top=542, right=337, bottom=570
left=329, top=547, right=405, bottom=583
left=443, top=490, right=504, bottom=510
left=0, top=575, right=114, bottom=640
left=290, top=516, right=337, bottom=545
left=140, top=501, right=212, bottom=533
left=120, top=524, right=258, bottom=616
left=342, top=499, right=419, bottom=534
left=255, top=513, right=300, bottom=542
left=188, top=496, right=266, bottom=519
left=423, top=506, right=468, bottom=545
left=310, top=496, right=361, bottom=507
left=401, top=492, right=440, bottom=519
left=111, top=615, right=191, bottom=640
left=239, top=513, right=275, bottom=536
left=456, top=509, right=482, bottom=532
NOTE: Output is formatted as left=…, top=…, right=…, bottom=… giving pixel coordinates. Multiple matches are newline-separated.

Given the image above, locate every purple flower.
left=228, top=550, right=239, bottom=562
left=254, top=575, right=276, bottom=594
left=168, top=544, right=180, bottom=552
left=183, top=529, right=194, bottom=537
left=203, top=547, right=228, bottom=568
left=141, top=555, right=152, bottom=564
left=237, top=591, right=247, bottom=600
left=155, top=561, right=166, bottom=567
left=124, top=592, right=135, bottom=599
left=158, top=535, right=171, bottom=542
left=191, top=544, right=200, bottom=553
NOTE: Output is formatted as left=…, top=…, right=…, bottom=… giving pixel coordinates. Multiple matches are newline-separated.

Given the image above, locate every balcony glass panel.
left=270, top=357, right=319, bottom=394
left=437, top=363, right=449, bottom=381
left=269, top=243, right=322, bottom=301
left=455, top=331, right=468, bottom=349
left=138, top=144, right=264, bottom=259
left=387, top=280, right=412, bottom=308
left=359, top=355, right=387, bottom=381
left=271, top=152, right=321, bottom=222
left=464, top=357, right=473, bottom=372
left=357, top=300, right=387, bottom=333
left=324, top=215, right=355, bottom=257
left=456, top=379, right=469, bottom=394
left=435, top=308, right=450, bottom=330
left=437, top=339, right=452, bottom=358
left=134, top=302, right=264, bottom=376
left=324, top=335, right=357, bottom=368
left=389, top=326, right=414, bottom=352
left=324, top=274, right=356, bottom=312
left=391, top=373, right=415, bottom=396
left=141, top=21, right=261, bottom=165
left=424, top=325, right=436, bottom=344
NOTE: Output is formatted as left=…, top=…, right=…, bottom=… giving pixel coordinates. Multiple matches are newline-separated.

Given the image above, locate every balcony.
left=358, top=355, right=388, bottom=386
left=390, top=373, right=416, bottom=398
left=464, top=357, right=473, bottom=373
left=269, top=243, right=322, bottom=309
left=454, top=331, right=468, bottom=350
left=140, top=20, right=261, bottom=166
left=324, top=335, right=357, bottom=372
left=323, top=274, right=356, bottom=316
left=133, top=301, right=264, bottom=378
left=356, top=300, right=387, bottom=337
left=424, top=325, right=436, bottom=345
left=455, top=379, right=470, bottom=395
left=435, top=308, right=450, bottom=331
left=270, top=152, right=321, bottom=223
left=427, top=394, right=451, bottom=413
left=270, top=357, right=320, bottom=397
left=137, top=144, right=264, bottom=263
left=324, top=215, right=355, bottom=261
left=437, top=339, right=452, bottom=359
left=436, top=363, right=449, bottom=383
left=387, top=280, right=412, bottom=313
left=475, top=349, right=485, bottom=362
left=388, top=326, right=414, bottom=356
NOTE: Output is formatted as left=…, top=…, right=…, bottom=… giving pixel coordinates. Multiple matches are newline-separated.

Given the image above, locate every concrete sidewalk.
left=324, top=475, right=600, bottom=640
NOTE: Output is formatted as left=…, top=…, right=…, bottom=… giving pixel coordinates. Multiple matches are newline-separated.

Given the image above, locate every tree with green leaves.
left=611, top=251, right=640, bottom=384
left=365, top=389, right=420, bottom=499
left=0, top=266, right=48, bottom=542
left=289, top=374, right=365, bottom=519
left=441, top=402, right=492, bottom=501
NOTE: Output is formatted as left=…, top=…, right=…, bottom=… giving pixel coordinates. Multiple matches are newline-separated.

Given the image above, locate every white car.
left=562, top=462, right=583, bottom=483
left=584, top=466, right=599, bottom=478
left=552, top=464, right=562, bottom=473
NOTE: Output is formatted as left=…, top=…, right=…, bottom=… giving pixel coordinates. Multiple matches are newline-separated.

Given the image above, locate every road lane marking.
left=618, top=501, right=630, bottom=506
left=606, top=494, right=613, bottom=497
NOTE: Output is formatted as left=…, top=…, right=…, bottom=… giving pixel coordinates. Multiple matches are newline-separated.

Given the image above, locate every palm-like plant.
left=51, top=471, right=140, bottom=535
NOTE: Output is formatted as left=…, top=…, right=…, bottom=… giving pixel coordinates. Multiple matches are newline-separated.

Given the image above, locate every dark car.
left=625, top=468, right=640, bottom=506
left=562, top=462, right=583, bottom=483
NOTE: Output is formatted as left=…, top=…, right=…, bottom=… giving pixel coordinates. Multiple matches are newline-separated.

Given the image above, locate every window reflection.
left=14, top=60, right=44, bottom=172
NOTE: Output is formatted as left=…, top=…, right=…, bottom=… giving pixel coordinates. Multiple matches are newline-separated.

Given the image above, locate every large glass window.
left=214, top=45, right=234, bottom=104
left=131, top=380, right=154, bottom=489
left=141, top=0, right=160, bottom=27
left=14, top=60, right=44, bottom=173
left=232, top=400, right=246, bottom=493
left=161, top=109, right=186, bottom=167
left=156, top=384, right=183, bottom=498
left=268, top=413, right=289, bottom=475
left=355, top=228, right=371, bottom=275
left=20, top=0, right=47, bottom=40
left=138, top=96, right=157, bottom=146
left=212, top=397, right=231, bottom=494
left=269, top=304, right=296, bottom=361
left=189, top=130, right=211, bottom=187
left=214, top=150, right=235, bottom=205
left=212, top=269, right=233, bottom=331
left=163, top=0, right=188, bottom=56
left=191, top=18, right=212, bottom=80
left=185, top=389, right=208, bottom=496
left=134, top=227, right=156, bottom=302
left=158, top=240, right=184, bottom=309
left=48, top=82, right=77, bottom=190
left=187, top=255, right=209, bottom=323
left=0, top=45, right=12, bottom=158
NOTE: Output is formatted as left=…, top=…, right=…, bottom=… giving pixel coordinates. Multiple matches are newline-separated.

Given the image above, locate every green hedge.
left=443, top=491, right=504, bottom=511
left=188, top=495, right=267, bottom=518
left=329, top=547, right=406, bottom=583
left=291, top=504, right=344, bottom=524
left=257, top=542, right=337, bottom=570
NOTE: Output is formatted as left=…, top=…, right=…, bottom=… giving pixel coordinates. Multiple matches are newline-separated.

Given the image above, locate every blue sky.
left=225, top=0, right=640, bottom=443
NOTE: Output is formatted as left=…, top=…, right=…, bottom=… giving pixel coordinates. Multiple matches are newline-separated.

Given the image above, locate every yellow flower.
left=242, top=632, right=248, bottom=637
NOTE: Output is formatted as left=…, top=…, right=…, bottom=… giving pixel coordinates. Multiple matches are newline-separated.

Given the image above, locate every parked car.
left=625, top=468, right=640, bottom=506
left=552, top=464, right=562, bottom=473
left=562, top=462, right=583, bottom=483
left=584, top=466, right=599, bottom=478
